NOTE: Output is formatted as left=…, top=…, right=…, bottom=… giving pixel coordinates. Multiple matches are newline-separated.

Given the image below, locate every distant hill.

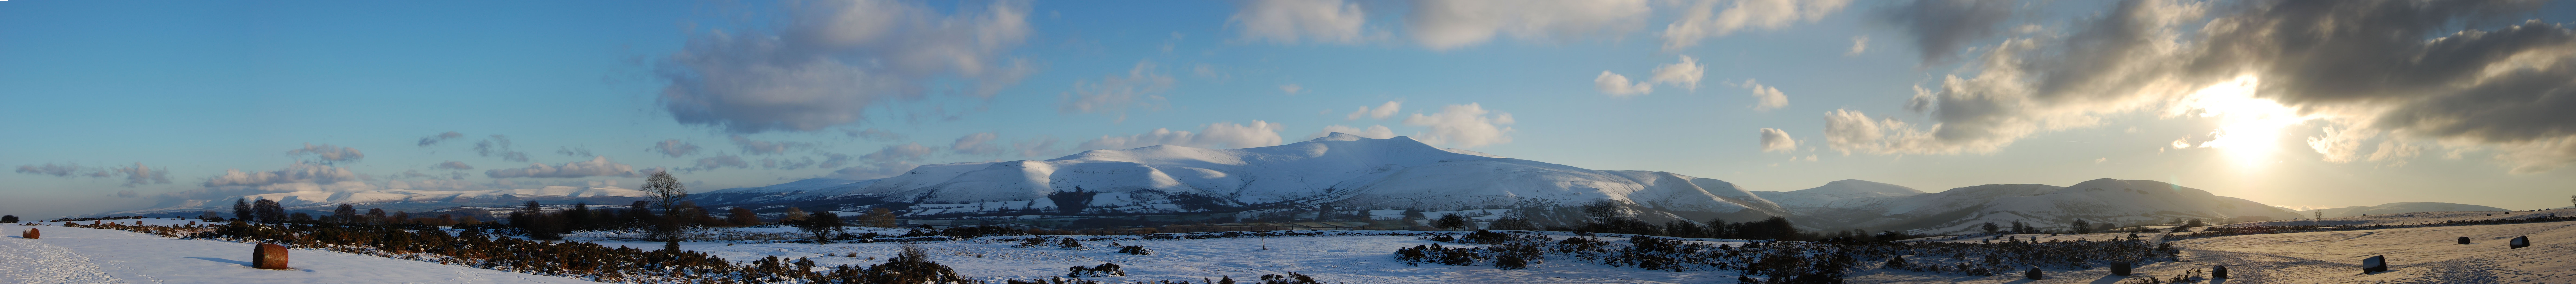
left=2297, top=202, right=2509, bottom=218
left=694, top=133, right=1795, bottom=229
left=1766, top=178, right=2303, bottom=234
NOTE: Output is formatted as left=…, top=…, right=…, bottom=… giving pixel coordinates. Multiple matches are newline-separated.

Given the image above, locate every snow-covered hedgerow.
left=130, top=221, right=981, bottom=284
left=1393, top=230, right=2176, bottom=283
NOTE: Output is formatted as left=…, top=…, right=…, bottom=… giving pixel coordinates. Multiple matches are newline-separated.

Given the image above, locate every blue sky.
left=8, top=0, right=2576, bottom=218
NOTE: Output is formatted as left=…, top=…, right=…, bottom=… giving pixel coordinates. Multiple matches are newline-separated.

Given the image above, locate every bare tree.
left=640, top=171, right=689, bottom=247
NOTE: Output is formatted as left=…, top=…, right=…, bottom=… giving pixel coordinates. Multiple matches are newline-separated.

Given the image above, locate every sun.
left=2174, top=75, right=2312, bottom=169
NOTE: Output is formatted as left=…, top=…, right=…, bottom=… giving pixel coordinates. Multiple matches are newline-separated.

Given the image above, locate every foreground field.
left=0, top=219, right=596, bottom=284
left=7, top=210, right=2574, bottom=284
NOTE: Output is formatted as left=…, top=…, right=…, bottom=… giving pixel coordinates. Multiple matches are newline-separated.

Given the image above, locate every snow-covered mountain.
left=105, top=186, right=654, bottom=217
left=1751, top=179, right=1925, bottom=208
left=698, top=133, right=1793, bottom=226
left=1799, top=178, right=2304, bottom=234
left=2297, top=202, right=2509, bottom=218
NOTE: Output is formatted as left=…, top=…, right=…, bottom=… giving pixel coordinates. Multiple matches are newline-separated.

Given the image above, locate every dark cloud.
left=433, top=161, right=474, bottom=170
left=1862, top=0, right=2576, bottom=172
left=473, top=135, right=531, bottom=162
left=1877, top=0, right=2020, bottom=63
left=688, top=155, right=750, bottom=172
left=287, top=143, right=365, bottom=164
left=484, top=156, right=637, bottom=178
left=761, top=157, right=819, bottom=170
left=555, top=146, right=594, bottom=157
left=417, top=131, right=464, bottom=147
left=828, top=143, right=932, bottom=179
left=657, top=0, right=1033, bottom=133
left=843, top=128, right=906, bottom=142
left=648, top=139, right=702, bottom=158
left=14, top=163, right=95, bottom=177
left=950, top=132, right=1001, bottom=155
left=729, top=135, right=812, bottom=155
left=14, top=162, right=169, bottom=187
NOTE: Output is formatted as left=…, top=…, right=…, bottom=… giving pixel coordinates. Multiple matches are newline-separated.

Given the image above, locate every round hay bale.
left=21, top=228, right=37, bottom=239
left=252, top=243, right=291, bottom=270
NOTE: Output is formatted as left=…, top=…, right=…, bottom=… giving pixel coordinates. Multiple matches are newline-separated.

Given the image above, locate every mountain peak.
left=1793, top=179, right=1925, bottom=197
left=1311, top=132, right=1367, bottom=141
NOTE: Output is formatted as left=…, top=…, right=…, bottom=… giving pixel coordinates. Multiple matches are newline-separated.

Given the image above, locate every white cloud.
left=1649, top=55, right=1706, bottom=91
left=1231, top=0, right=1369, bottom=44
left=202, top=163, right=374, bottom=193
left=659, top=0, right=1032, bottom=133
left=1661, top=0, right=1852, bottom=50
left=1847, top=35, right=1869, bottom=55
left=287, top=143, right=365, bottom=165
left=1402, top=103, right=1515, bottom=148
left=649, top=139, right=701, bottom=158
left=1759, top=128, right=1797, bottom=152
left=1743, top=79, right=1789, bottom=111
left=1059, top=61, right=1176, bottom=121
left=1595, top=71, right=1653, bottom=96
left=1346, top=101, right=1401, bottom=120
left=1598, top=56, right=1705, bottom=97
left=485, top=156, right=637, bottom=178
left=1307, top=124, right=1397, bottom=140
left=1279, top=84, right=1304, bottom=94
left=1820, top=109, right=1957, bottom=155
left=1406, top=0, right=1651, bottom=50
left=1078, top=121, right=1289, bottom=150
left=951, top=132, right=1002, bottom=155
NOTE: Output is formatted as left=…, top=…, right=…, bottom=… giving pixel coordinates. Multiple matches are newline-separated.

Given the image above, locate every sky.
left=6, top=0, right=2576, bottom=219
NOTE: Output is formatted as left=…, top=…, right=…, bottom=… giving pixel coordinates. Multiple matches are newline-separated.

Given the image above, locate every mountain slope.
left=2297, top=202, right=2510, bottom=218
left=1829, top=178, right=2304, bottom=234
left=706, top=133, right=1792, bottom=227
left=103, top=186, right=653, bottom=218
left=1751, top=179, right=1925, bottom=208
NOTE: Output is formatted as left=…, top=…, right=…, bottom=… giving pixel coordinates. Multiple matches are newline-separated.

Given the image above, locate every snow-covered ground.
left=11, top=212, right=2572, bottom=284
left=0, top=218, right=597, bottom=284
left=585, top=231, right=1755, bottom=284
left=2218, top=207, right=2575, bottom=228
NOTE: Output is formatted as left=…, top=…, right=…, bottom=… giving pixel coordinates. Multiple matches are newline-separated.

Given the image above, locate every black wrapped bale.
left=2362, top=255, right=2386, bottom=273
left=2213, top=265, right=2229, bottom=279
left=2510, top=236, right=2530, bottom=249
left=2460, top=236, right=2472, bottom=244
left=253, top=243, right=291, bottom=270
left=2111, top=262, right=2133, bottom=276
left=2025, top=267, right=2043, bottom=279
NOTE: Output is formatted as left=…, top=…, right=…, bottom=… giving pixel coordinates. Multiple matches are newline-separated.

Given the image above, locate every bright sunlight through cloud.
left=2173, top=76, right=2314, bottom=170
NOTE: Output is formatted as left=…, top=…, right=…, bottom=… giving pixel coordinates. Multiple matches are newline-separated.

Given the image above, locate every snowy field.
left=7, top=213, right=2573, bottom=284
left=2217, top=207, right=2576, bottom=228
left=0, top=218, right=596, bottom=284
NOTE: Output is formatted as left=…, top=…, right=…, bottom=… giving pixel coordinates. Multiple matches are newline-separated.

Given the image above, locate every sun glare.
left=2176, top=75, right=2312, bottom=169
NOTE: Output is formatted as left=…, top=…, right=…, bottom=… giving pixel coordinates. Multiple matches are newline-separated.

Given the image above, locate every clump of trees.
left=1539, top=201, right=1810, bottom=241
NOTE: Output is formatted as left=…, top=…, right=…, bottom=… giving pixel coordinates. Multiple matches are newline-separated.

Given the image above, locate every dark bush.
left=1066, top=262, right=1125, bottom=278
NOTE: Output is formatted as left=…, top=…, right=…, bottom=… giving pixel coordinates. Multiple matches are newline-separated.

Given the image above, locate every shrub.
left=1057, top=238, right=1086, bottom=250
left=1066, top=262, right=1125, bottom=277
left=1118, top=245, right=1152, bottom=255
